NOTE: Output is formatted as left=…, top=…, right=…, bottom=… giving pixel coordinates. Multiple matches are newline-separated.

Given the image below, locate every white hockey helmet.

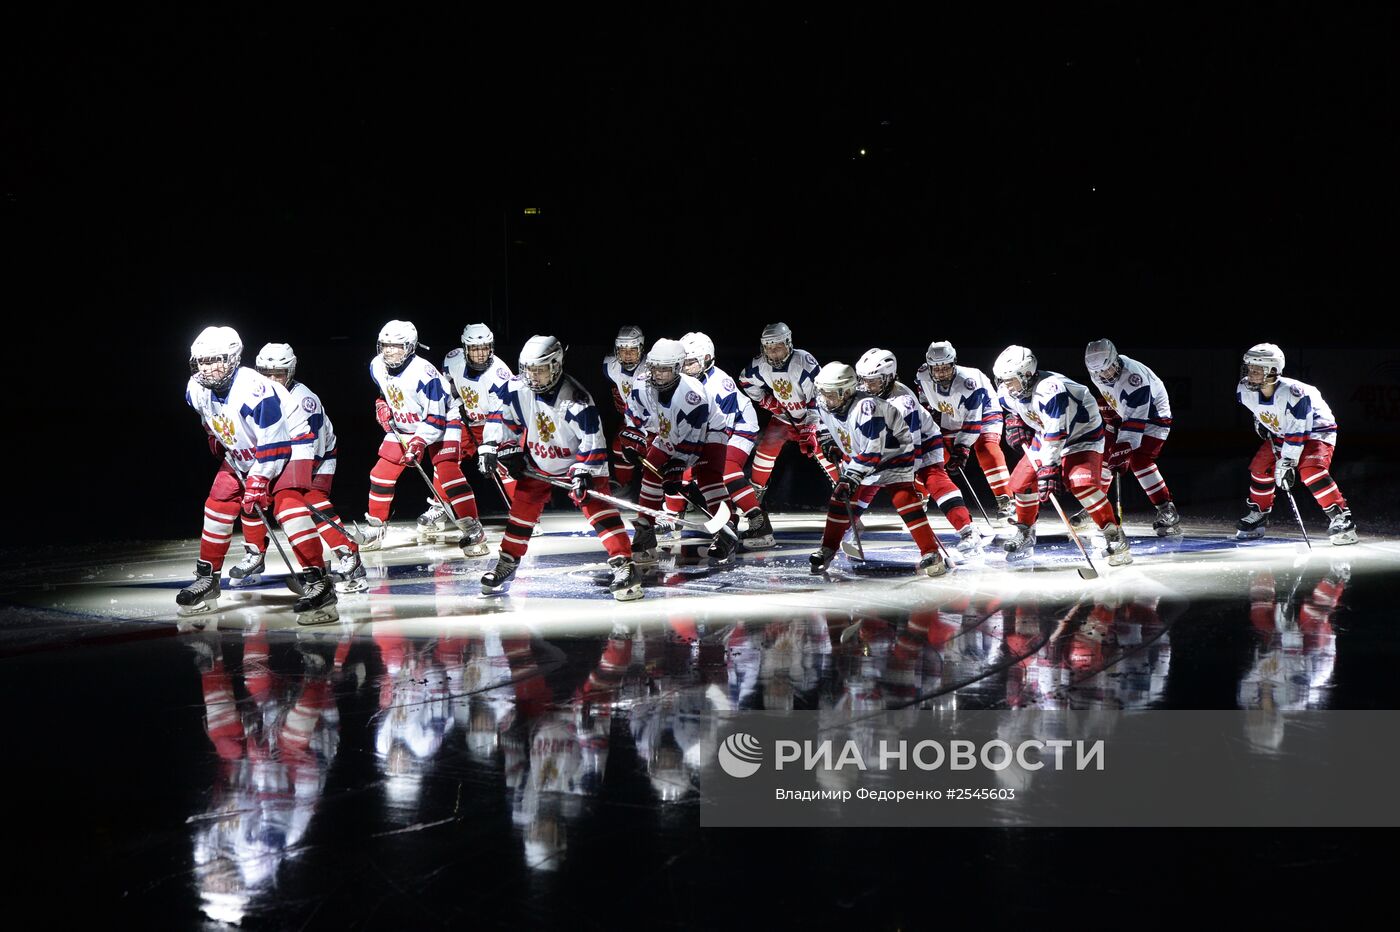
left=460, top=323, right=494, bottom=371
left=1084, top=338, right=1121, bottom=383
left=255, top=342, right=297, bottom=385
left=377, top=319, right=419, bottom=370
left=518, top=335, right=566, bottom=393
left=1242, top=342, right=1285, bottom=389
left=614, top=324, right=646, bottom=369
left=680, top=331, right=715, bottom=377
left=993, top=345, right=1038, bottom=401
left=815, top=361, right=859, bottom=412
left=760, top=321, right=793, bottom=365
left=925, top=340, right=957, bottom=388
left=855, top=347, right=898, bottom=397
left=189, top=325, right=243, bottom=392
left=647, top=338, right=688, bottom=390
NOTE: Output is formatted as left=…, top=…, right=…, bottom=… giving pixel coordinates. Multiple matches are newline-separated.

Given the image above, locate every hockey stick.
left=955, top=465, right=996, bottom=530
left=1023, top=445, right=1099, bottom=581
left=301, top=499, right=357, bottom=544
left=523, top=468, right=714, bottom=533
left=626, top=451, right=737, bottom=539
left=1115, top=473, right=1124, bottom=525
left=1280, top=486, right=1313, bottom=552
left=812, top=449, right=868, bottom=561
left=221, top=454, right=305, bottom=594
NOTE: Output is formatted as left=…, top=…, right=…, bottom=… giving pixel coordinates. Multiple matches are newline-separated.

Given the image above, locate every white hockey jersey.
left=626, top=374, right=721, bottom=467
left=998, top=371, right=1105, bottom=464
left=913, top=364, right=1002, bottom=447
left=443, top=350, right=513, bottom=426
left=370, top=353, right=460, bottom=445
left=738, top=348, right=823, bottom=426
left=603, top=355, right=645, bottom=415
left=285, top=381, right=336, bottom=460
left=187, top=367, right=295, bottom=480
left=817, top=392, right=916, bottom=487
left=1092, top=355, right=1172, bottom=447
left=692, top=364, right=759, bottom=447
left=885, top=381, right=943, bottom=469
left=485, top=373, right=611, bottom=477
left=1237, top=376, right=1338, bottom=462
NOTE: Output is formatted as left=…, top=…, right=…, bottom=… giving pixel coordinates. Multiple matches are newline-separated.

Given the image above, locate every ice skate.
left=955, top=524, right=985, bottom=555
left=1068, top=508, right=1092, bottom=531
left=630, top=522, right=659, bottom=567
left=917, top=551, right=948, bottom=577
left=416, top=498, right=448, bottom=539
left=739, top=509, right=775, bottom=550
left=480, top=552, right=518, bottom=595
left=607, top=555, right=644, bottom=601
left=1325, top=504, right=1358, bottom=546
left=809, top=546, right=836, bottom=575
left=995, top=494, right=1015, bottom=523
left=707, top=527, right=740, bottom=564
left=293, top=566, right=339, bottom=625
left=359, top=515, right=388, bottom=551
left=1153, top=501, right=1183, bottom=537
left=1236, top=503, right=1269, bottom=540
left=1002, top=523, right=1036, bottom=564
left=176, top=559, right=221, bottom=616
left=458, top=517, right=491, bottom=557
left=226, top=545, right=265, bottom=586
left=1102, top=523, right=1133, bottom=566
left=331, top=546, right=368, bottom=593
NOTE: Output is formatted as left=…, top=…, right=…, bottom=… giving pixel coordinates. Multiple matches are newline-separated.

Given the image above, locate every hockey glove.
left=1004, top=415, right=1031, bottom=452
left=497, top=443, right=525, bottom=479
left=403, top=435, right=428, bottom=466
left=1107, top=442, right=1133, bottom=475
left=568, top=470, right=591, bottom=505
left=1274, top=458, right=1298, bottom=491
left=946, top=442, right=971, bottom=472
left=833, top=472, right=861, bottom=503
left=477, top=442, right=498, bottom=476
left=1036, top=461, right=1065, bottom=502
left=375, top=398, right=394, bottom=432
left=1254, top=419, right=1272, bottom=441
left=662, top=474, right=690, bottom=498
left=759, top=394, right=785, bottom=416
left=797, top=425, right=819, bottom=457
left=242, top=474, right=272, bottom=514
left=819, top=433, right=843, bottom=466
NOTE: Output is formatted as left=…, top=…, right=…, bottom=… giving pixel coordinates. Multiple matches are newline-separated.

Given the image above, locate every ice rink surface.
left=2, top=510, right=1396, bottom=927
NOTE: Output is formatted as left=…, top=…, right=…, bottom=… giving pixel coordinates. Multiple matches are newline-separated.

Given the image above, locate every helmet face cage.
left=519, top=338, right=565, bottom=393
left=682, top=353, right=711, bottom=377
left=256, top=365, right=294, bottom=386
left=761, top=337, right=792, bottom=365
left=817, top=383, right=853, bottom=412
left=1242, top=361, right=1281, bottom=390
left=649, top=361, right=681, bottom=389
left=191, top=351, right=240, bottom=392
left=378, top=340, right=415, bottom=369
left=466, top=342, right=494, bottom=370
left=857, top=372, right=893, bottom=397
left=615, top=341, right=643, bottom=368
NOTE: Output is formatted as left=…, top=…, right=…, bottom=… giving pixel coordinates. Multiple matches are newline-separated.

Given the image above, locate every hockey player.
left=855, top=348, right=981, bottom=554
left=624, top=338, right=732, bottom=564
left=181, top=326, right=338, bottom=622
left=681, top=331, right=775, bottom=551
left=604, top=325, right=649, bottom=490
left=809, top=362, right=947, bottom=577
left=914, top=341, right=1013, bottom=520
left=418, top=323, right=517, bottom=536
left=1235, top=343, right=1356, bottom=545
left=477, top=335, right=644, bottom=599
left=737, top=322, right=840, bottom=503
left=227, top=342, right=368, bottom=592
left=992, top=345, right=1132, bottom=566
left=363, top=320, right=489, bottom=556
left=1082, top=338, right=1181, bottom=536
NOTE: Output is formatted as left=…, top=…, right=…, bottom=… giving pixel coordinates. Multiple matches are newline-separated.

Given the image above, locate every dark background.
left=5, top=6, right=1397, bottom=543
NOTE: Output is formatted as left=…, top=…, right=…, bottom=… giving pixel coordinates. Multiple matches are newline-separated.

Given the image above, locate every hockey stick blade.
left=840, top=540, right=866, bottom=561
